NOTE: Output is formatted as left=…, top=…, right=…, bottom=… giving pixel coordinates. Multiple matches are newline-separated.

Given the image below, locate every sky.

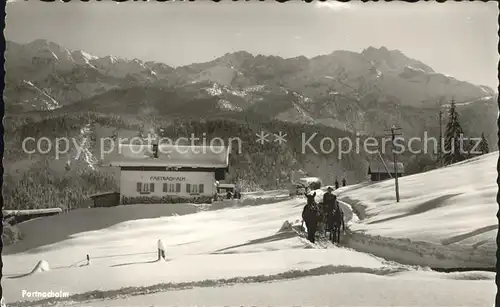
left=5, top=1, right=499, bottom=89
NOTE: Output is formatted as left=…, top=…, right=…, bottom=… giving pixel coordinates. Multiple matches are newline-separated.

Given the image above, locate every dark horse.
left=302, top=192, right=321, bottom=243
left=327, top=205, right=345, bottom=244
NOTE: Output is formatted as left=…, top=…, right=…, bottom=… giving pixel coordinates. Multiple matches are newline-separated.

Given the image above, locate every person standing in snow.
left=233, top=186, right=241, bottom=199
left=302, top=192, right=321, bottom=243
left=214, top=181, right=219, bottom=201
left=342, top=178, right=347, bottom=187
left=334, top=178, right=339, bottom=190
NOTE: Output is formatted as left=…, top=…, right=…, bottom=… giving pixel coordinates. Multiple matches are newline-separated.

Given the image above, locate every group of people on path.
left=301, top=186, right=345, bottom=244
left=334, top=177, right=347, bottom=190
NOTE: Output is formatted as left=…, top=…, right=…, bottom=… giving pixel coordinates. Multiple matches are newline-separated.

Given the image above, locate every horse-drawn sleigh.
left=302, top=191, right=345, bottom=245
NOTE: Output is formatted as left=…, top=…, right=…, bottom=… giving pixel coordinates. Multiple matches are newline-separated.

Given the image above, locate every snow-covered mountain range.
left=4, top=39, right=497, bottom=141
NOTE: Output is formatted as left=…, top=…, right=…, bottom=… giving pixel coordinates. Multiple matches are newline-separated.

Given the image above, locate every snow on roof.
left=3, top=208, right=62, bottom=216
left=218, top=183, right=235, bottom=188
left=368, top=161, right=405, bottom=174
left=105, top=144, right=230, bottom=168
left=88, top=191, right=120, bottom=199
left=298, top=177, right=322, bottom=183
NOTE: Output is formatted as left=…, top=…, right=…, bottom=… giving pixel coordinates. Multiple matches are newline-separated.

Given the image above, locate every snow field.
left=338, top=151, right=498, bottom=268
left=3, top=153, right=498, bottom=306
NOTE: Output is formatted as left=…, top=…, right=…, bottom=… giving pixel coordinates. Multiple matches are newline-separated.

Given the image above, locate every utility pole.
left=438, top=102, right=443, bottom=167
left=384, top=125, right=402, bottom=203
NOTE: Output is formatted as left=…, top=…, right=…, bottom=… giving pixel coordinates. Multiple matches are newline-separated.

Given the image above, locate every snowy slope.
left=1, top=199, right=392, bottom=304
left=3, top=190, right=496, bottom=306
left=338, top=151, right=498, bottom=268
left=0, top=201, right=400, bottom=306
left=85, top=272, right=495, bottom=307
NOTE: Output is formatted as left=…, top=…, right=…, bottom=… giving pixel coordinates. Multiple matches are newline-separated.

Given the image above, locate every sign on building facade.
left=120, top=170, right=216, bottom=198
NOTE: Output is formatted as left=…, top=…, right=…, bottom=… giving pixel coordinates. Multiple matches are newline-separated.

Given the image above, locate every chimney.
left=153, top=144, right=158, bottom=158
left=152, top=137, right=159, bottom=159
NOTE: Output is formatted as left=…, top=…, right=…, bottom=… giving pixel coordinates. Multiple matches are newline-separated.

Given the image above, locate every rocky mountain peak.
left=361, top=46, right=434, bottom=73
left=218, top=50, right=254, bottom=67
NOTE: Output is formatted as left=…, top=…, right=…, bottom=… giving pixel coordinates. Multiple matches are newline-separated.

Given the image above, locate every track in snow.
left=9, top=264, right=413, bottom=307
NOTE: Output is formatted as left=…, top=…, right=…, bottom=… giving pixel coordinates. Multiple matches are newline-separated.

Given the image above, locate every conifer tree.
left=479, top=132, right=490, bottom=155
left=442, top=101, right=467, bottom=165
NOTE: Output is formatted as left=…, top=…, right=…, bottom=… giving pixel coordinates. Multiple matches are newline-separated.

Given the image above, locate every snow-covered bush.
left=2, top=222, right=24, bottom=245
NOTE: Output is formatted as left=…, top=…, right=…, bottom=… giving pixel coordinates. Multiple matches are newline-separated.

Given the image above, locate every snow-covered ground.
left=3, top=154, right=498, bottom=306
left=338, top=151, right=498, bottom=268
left=82, top=271, right=495, bottom=307
left=4, top=198, right=408, bottom=306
